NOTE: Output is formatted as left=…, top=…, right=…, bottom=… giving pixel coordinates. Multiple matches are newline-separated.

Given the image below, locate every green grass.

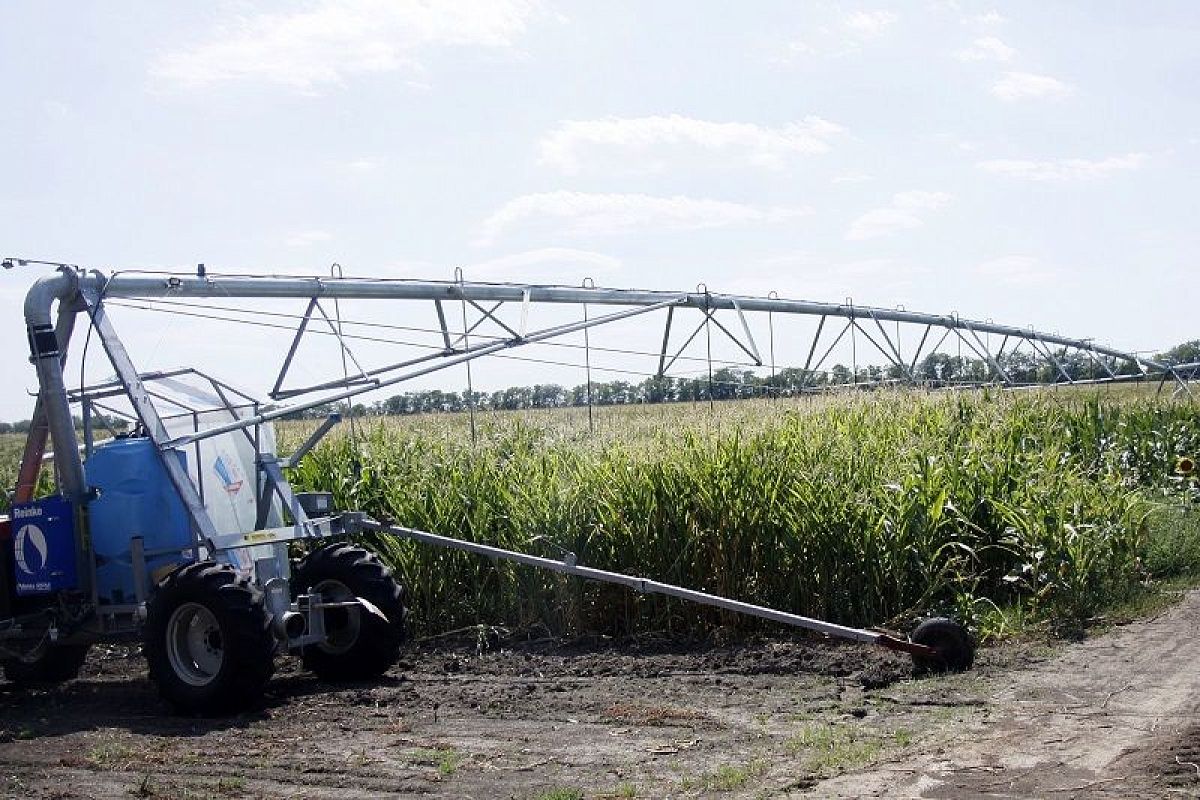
left=406, top=746, right=462, bottom=776
left=88, top=739, right=139, bottom=771
left=532, top=789, right=584, bottom=800
left=787, top=724, right=884, bottom=774
left=681, top=760, right=768, bottom=792
left=283, top=391, right=1200, bottom=639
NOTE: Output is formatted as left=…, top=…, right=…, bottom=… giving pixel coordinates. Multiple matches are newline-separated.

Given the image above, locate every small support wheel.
left=144, top=561, right=275, bottom=715
left=910, top=616, right=975, bottom=674
left=293, top=542, right=406, bottom=682
left=2, top=644, right=91, bottom=685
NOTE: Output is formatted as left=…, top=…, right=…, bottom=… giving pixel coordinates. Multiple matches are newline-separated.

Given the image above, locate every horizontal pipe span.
left=363, top=520, right=883, bottom=645
left=79, top=273, right=1164, bottom=370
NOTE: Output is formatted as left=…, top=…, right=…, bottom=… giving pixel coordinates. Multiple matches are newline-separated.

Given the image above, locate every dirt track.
left=818, top=588, right=1200, bottom=799
left=1, top=593, right=1198, bottom=799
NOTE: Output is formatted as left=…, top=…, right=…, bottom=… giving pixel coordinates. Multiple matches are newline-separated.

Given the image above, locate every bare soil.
left=1, top=592, right=1198, bottom=799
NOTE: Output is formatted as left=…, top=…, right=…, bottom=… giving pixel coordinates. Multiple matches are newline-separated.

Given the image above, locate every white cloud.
left=973, top=10, right=1006, bottom=25
left=477, top=191, right=810, bottom=245
left=344, top=158, right=382, bottom=172
left=284, top=229, right=333, bottom=247
left=844, top=10, right=898, bottom=37
left=538, top=114, right=844, bottom=174
left=893, top=191, right=953, bottom=211
left=974, top=255, right=1056, bottom=286
left=845, top=191, right=951, bottom=241
left=464, top=247, right=622, bottom=283
left=991, top=71, right=1072, bottom=101
left=847, top=209, right=923, bottom=240
left=42, top=100, right=70, bottom=119
left=725, top=255, right=930, bottom=302
left=977, top=153, right=1148, bottom=181
left=778, top=9, right=897, bottom=61
left=832, top=171, right=874, bottom=184
left=956, top=36, right=1015, bottom=62
left=151, top=0, right=540, bottom=90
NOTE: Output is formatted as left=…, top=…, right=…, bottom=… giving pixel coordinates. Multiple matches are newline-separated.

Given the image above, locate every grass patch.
left=1141, top=502, right=1200, bottom=580
left=214, top=776, right=248, bottom=796
left=787, top=724, right=883, bottom=777
left=786, top=723, right=900, bottom=776
left=407, top=746, right=463, bottom=776
left=683, top=759, right=768, bottom=792
left=88, top=740, right=139, bottom=771
left=594, top=786, right=638, bottom=800
left=532, top=790, right=584, bottom=800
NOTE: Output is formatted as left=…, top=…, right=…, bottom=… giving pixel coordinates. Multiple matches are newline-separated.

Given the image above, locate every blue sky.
left=0, top=1, right=1197, bottom=420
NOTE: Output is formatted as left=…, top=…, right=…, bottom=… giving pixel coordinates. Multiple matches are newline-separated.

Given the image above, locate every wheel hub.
left=313, top=578, right=362, bottom=655
left=166, top=602, right=225, bottom=687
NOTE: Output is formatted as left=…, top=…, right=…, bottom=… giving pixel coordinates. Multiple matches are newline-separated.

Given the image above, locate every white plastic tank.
left=163, top=409, right=284, bottom=536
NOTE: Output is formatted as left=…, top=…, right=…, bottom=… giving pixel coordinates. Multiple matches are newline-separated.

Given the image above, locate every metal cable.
left=106, top=299, right=806, bottom=400
left=582, top=277, right=595, bottom=435
left=126, top=296, right=765, bottom=372
left=456, top=267, right=477, bottom=445
left=329, top=264, right=361, bottom=451
left=701, top=285, right=714, bottom=414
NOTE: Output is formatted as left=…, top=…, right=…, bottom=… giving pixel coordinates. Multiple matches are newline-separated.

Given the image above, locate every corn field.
left=283, top=391, right=1200, bottom=639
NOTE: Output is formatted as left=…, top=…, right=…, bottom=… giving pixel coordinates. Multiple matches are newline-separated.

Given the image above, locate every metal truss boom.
left=82, top=272, right=1169, bottom=373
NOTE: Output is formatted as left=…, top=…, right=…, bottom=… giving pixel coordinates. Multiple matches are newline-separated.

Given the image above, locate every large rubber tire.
left=910, top=616, right=975, bottom=674
left=2, top=643, right=90, bottom=685
left=293, top=542, right=406, bottom=682
left=144, top=561, right=275, bottom=715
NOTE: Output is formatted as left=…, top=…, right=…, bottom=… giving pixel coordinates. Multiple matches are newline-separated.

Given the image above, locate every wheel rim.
left=314, top=578, right=361, bottom=655
left=166, top=602, right=224, bottom=686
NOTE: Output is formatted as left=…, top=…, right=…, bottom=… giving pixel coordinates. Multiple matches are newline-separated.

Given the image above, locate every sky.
left=0, top=1, right=1197, bottom=421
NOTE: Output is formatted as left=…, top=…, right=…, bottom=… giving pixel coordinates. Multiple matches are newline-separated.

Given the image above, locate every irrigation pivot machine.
left=0, top=264, right=1187, bottom=714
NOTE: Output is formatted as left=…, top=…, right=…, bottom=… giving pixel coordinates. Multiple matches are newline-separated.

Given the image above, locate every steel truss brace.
left=908, top=324, right=935, bottom=376
left=866, top=310, right=911, bottom=379
left=657, top=304, right=762, bottom=377
left=849, top=316, right=904, bottom=375
left=960, top=323, right=1010, bottom=384
left=271, top=297, right=373, bottom=400
left=1084, top=343, right=1117, bottom=380
left=165, top=296, right=685, bottom=448
left=1028, top=336, right=1074, bottom=383
left=805, top=319, right=854, bottom=385
left=271, top=297, right=532, bottom=401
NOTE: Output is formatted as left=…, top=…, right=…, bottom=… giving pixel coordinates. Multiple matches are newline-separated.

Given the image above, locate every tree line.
left=283, top=339, right=1200, bottom=419
left=0, top=414, right=130, bottom=435
left=1, top=340, right=1194, bottom=428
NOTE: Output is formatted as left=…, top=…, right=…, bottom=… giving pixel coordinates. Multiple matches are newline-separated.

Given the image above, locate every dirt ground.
left=1, top=592, right=1198, bottom=799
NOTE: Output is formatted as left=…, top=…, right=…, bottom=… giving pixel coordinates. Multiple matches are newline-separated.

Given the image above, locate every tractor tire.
left=910, top=616, right=975, bottom=674
left=144, top=561, right=275, bottom=715
left=2, top=643, right=91, bottom=685
left=293, top=542, right=406, bottom=682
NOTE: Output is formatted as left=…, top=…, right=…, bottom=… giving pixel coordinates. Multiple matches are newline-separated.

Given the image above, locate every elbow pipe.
left=23, top=271, right=75, bottom=327
left=23, top=269, right=86, bottom=500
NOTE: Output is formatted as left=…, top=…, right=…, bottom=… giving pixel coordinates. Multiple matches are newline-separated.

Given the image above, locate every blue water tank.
left=85, top=437, right=193, bottom=605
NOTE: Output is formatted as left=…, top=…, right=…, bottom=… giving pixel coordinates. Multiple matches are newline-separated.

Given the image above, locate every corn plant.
left=283, top=391, right=1200, bottom=636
